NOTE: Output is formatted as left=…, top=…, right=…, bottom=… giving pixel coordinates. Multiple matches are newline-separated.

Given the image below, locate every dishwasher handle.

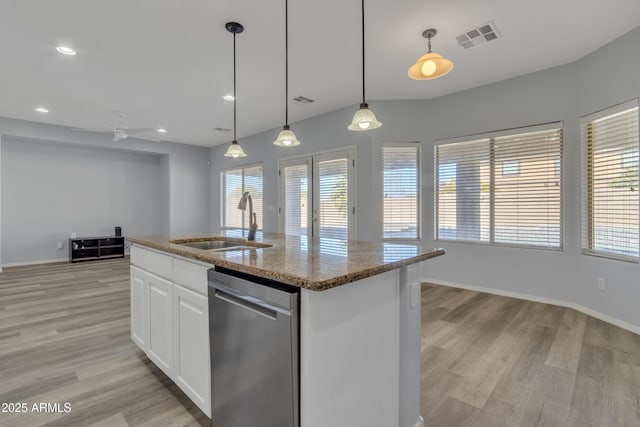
left=213, top=285, right=291, bottom=320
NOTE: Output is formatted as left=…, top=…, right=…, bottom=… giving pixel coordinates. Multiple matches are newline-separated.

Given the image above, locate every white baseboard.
left=2, top=257, right=69, bottom=268
left=423, top=277, right=640, bottom=336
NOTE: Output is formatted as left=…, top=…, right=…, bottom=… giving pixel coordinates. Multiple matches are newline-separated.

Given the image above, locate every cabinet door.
left=174, top=284, right=211, bottom=417
left=147, top=273, right=174, bottom=377
left=130, top=266, right=148, bottom=351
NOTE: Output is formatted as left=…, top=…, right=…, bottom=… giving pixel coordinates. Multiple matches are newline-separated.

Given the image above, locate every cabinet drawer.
left=130, top=245, right=147, bottom=269
left=173, top=259, right=209, bottom=295
left=146, top=249, right=173, bottom=280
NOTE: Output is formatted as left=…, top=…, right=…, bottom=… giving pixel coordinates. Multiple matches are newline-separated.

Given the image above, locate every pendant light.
left=274, top=0, right=301, bottom=147
left=408, top=29, right=453, bottom=80
left=224, top=22, right=247, bottom=158
left=348, top=0, right=381, bottom=132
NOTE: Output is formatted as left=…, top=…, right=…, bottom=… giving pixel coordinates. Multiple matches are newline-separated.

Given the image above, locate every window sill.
left=434, top=238, right=563, bottom=252
left=582, top=249, right=639, bottom=264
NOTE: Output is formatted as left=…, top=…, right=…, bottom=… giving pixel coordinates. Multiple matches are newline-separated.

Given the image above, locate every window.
left=622, top=148, right=639, bottom=169
left=502, top=160, right=520, bottom=176
left=382, top=144, right=421, bottom=240
left=583, top=101, right=639, bottom=261
left=221, top=164, right=263, bottom=235
left=435, top=124, right=563, bottom=249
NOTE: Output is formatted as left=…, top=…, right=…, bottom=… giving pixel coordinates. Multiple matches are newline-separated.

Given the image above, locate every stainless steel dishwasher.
left=208, top=267, right=299, bottom=427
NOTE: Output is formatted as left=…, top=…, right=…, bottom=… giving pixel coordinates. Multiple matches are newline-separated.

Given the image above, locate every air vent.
left=215, top=127, right=231, bottom=132
left=292, top=96, right=315, bottom=105
left=456, top=22, right=501, bottom=49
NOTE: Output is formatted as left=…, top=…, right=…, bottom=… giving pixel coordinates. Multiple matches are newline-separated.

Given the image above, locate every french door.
left=279, top=148, right=355, bottom=239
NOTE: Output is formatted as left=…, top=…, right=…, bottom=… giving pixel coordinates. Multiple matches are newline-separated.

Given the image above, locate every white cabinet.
left=130, top=266, right=148, bottom=351
left=147, top=273, right=174, bottom=377
left=129, top=245, right=212, bottom=417
left=174, top=284, right=211, bottom=417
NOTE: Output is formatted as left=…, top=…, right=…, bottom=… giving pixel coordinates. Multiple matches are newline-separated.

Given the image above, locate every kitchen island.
left=127, top=232, right=444, bottom=427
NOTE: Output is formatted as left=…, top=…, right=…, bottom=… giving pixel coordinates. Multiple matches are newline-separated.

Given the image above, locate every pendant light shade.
left=408, top=29, right=453, bottom=80
left=274, top=0, right=301, bottom=147
left=223, top=22, right=247, bottom=158
left=274, top=125, right=301, bottom=147
left=224, top=140, right=246, bottom=158
left=348, top=102, right=382, bottom=131
left=348, top=0, right=381, bottom=132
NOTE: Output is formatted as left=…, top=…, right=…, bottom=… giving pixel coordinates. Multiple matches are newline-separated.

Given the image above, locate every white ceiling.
left=0, top=0, right=638, bottom=147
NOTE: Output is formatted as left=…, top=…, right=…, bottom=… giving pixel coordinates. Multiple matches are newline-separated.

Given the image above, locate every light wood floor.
left=421, top=284, right=640, bottom=427
left=0, top=259, right=208, bottom=427
left=1, top=260, right=639, bottom=426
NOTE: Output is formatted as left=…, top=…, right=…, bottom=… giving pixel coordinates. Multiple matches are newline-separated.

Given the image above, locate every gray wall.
left=210, top=26, right=640, bottom=328
left=0, top=118, right=211, bottom=265
left=1, top=138, right=164, bottom=264
left=159, top=154, right=171, bottom=235
left=0, top=134, right=3, bottom=270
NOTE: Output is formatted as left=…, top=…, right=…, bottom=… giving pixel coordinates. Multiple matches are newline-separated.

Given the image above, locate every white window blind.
left=437, top=138, right=491, bottom=242
left=222, top=169, right=243, bottom=230
left=583, top=102, right=639, bottom=261
left=382, top=145, right=420, bottom=240
left=221, top=164, right=263, bottom=234
left=436, top=125, right=563, bottom=249
left=318, top=158, right=349, bottom=240
left=283, top=162, right=309, bottom=236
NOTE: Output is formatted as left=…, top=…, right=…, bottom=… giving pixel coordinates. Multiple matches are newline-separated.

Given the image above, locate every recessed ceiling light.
left=223, top=95, right=234, bottom=101
left=156, top=128, right=167, bottom=133
left=56, top=46, right=76, bottom=56
left=35, top=107, right=49, bottom=113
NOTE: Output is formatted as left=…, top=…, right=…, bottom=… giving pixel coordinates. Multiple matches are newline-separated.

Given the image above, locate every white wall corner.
left=422, top=277, right=640, bottom=336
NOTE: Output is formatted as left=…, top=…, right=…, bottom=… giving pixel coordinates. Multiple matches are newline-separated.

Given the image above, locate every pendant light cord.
left=233, top=31, right=237, bottom=142
left=285, top=0, right=289, bottom=126
left=361, top=0, right=365, bottom=104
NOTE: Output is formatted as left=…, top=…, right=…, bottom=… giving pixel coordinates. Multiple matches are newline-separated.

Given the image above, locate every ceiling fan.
left=70, top=111, right=162, bottom=142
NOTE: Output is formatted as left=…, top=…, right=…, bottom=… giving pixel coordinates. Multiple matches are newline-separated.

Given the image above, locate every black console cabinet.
left=69, top=236, right=125, bottom=263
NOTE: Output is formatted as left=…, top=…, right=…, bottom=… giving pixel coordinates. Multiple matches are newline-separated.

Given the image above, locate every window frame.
left=434, top=122, right=564, bottom=251
left=381, top=142, right=422, bottom=241
left=220, top=162, right=264, bottom=233
left=581, top=99, right=640, bottom=263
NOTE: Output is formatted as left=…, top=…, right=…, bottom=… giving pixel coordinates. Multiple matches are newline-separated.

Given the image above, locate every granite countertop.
left=127, top=232, right=445, bottom=291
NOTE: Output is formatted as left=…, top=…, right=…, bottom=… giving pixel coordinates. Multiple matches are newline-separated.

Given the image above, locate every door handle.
left=215, top=289, right=277, bottom=320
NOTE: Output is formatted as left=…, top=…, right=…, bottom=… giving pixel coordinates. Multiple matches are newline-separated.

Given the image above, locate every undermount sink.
left=173, top=239, right=272, bottom=252
left=179, top=240, right=243, bottom=251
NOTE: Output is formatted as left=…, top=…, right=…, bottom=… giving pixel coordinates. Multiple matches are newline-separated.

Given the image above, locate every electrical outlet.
left=57, top=240, right=63, bottom=249
left=70, top=232, right=77, bottom=239
left=410, top=282, right=420, bottom=309
left=597, top=277, right=605, bottom=291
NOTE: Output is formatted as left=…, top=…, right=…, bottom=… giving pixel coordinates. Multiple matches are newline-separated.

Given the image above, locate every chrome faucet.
left=237, top=191, right=258, bottom=241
